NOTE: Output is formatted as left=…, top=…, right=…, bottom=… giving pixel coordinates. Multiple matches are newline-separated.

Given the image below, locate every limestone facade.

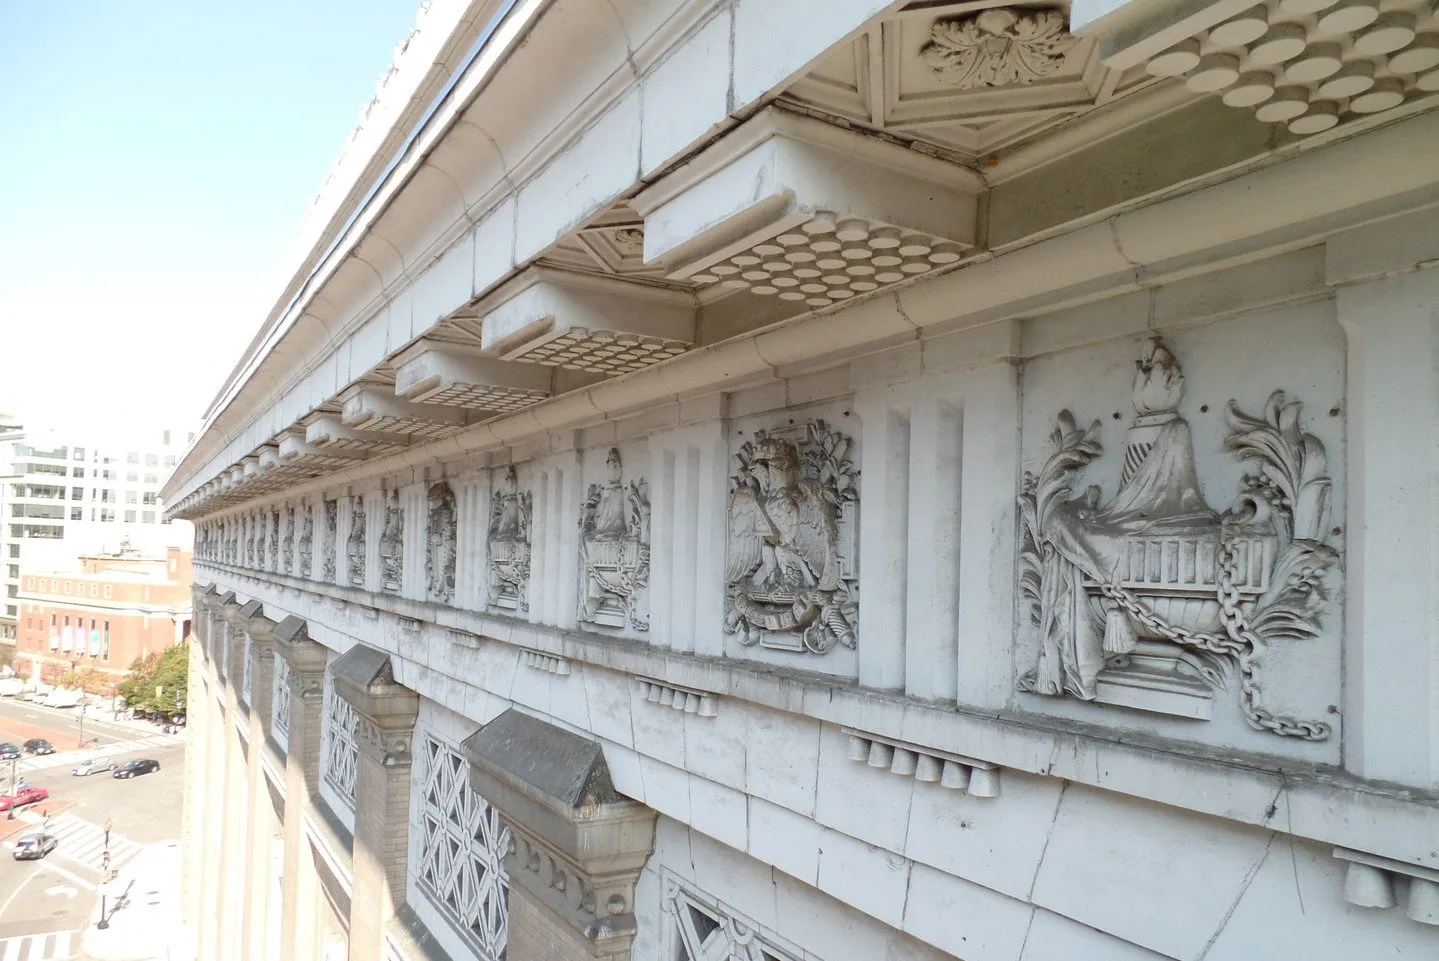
left=168, top=0, right=1439, bottom=958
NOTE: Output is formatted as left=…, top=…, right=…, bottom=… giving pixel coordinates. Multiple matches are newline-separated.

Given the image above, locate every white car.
left=71, top=757, right=114, bottom=776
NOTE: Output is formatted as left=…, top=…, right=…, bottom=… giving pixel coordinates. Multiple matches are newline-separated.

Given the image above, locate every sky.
left=0, top=1, right=423, bottom=431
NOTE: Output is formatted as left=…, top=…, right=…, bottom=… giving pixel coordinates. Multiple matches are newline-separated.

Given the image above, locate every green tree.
left=116, top=652, right=161, bottom=711
left=152, top=643, right=188, bottom=714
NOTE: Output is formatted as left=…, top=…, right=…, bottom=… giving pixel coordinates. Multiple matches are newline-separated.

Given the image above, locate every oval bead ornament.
left=1223, top=72, right=1277, bottom=106
left=1187, top=54, right=1240, bottom=91
left=1147, top=38, right=1201, bottom=76
left=1387, top=36, right=1439, bottom=74
left=1349, top=78, right=1406, bottom=112
left=1317, top=62, right=1375, bottom=98
left=1279, top=0, right=1340, bottom=12
left=1317, top=0, right=1380, bottom=35
left=1285, top=44, right=1343, bottom=82
left=1288, top=101, right=1339, bottom=134
left=1209, top=10, right=1269, bottom=47
left=1255, top=86, right=1310, bottom=122
left=1418, top=67, right=1439, bottom=91
left=1354, top=14, right=1416, bottom=56
left=1249, top=25, right=1308, bottom=65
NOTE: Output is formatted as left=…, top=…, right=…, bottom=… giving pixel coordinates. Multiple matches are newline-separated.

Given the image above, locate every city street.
left=0, top=697, right=185, bottom=959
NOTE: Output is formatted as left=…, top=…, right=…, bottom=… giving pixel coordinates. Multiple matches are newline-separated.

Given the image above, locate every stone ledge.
left=197, top=564, right=1439, bottom=875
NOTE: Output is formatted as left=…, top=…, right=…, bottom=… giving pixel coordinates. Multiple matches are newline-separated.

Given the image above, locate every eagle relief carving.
left=922, top=7, right=1076, bottom=88
left=725, top=421, right=859, bottom=654
left=1018, top=338, right=1340, bottom=740
left=578, top=449, right=650, bottom=630
left=487, top=467, right=532, bottom=612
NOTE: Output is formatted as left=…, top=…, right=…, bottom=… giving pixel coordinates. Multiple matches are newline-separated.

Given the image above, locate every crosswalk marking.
left=0, top=931, right=71, bottom=961
left=20, top=813, right=142, bottom=872
left=9, top=732, right=180, bottom=776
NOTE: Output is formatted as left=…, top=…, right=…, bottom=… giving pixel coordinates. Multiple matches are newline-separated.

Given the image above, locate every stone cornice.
left=203, top=561, right=1439, bottom=876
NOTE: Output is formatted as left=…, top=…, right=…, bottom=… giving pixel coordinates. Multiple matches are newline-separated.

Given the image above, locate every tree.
left=115, top=645, right=188, bottom=715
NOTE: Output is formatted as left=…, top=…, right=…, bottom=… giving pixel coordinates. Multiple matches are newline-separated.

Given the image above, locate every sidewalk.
left=81, top=839, right=192, bottom=961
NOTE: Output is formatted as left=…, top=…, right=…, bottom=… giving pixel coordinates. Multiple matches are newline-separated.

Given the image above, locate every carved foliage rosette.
left=922, top=7, right=1076, bottom=88
left=379, top=489, right=404, bottom=594
left=347, top=498, right=367, bottom=587
left=487, top=466, right=532, bottom=612
left=1017, top=338, right=1339, bottom=740
left=725, top=421, right=859, bottom=655
left=426, top=482, right=457, bottom=605
left=578, top=449, right=650, bottom=630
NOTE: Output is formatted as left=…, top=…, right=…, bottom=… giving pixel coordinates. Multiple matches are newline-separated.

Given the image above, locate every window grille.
left=417, top=735, right=510, bottom=960
left=321, top=683, right=358, bottom=807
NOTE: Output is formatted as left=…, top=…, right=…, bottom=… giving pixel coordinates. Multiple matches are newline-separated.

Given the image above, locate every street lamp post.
left=77, top=698, right=86, bottom=750
left=5, top=756, right=15, bottom=821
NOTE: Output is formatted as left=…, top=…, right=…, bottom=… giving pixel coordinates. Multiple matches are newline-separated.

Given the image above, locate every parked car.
left=23, top=738, right=54, bottom=756
left=0, top=786, right=49, bottom=811
left=112, top=758, right=160, bottom=779
left=0, top=742, right=19, bottom=760
left=72, top=757, right=114, bottom=777
left=11, top=832, right=58, bottom=861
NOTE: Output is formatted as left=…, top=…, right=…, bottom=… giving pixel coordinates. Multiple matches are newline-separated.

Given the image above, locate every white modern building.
left=0, top=416, right=195, bottom=645
left=168, top=0, right=1439, bottom=959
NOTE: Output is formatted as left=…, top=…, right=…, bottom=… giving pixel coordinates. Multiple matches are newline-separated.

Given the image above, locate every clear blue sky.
left=0, top=1, right=422, bottom=427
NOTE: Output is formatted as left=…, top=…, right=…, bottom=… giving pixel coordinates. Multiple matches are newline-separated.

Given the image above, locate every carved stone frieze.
left=298, top=504, right=314, bottom=577
left=268, top=511, right=280, bottom=572
left=921, top=7, right=1076, bottom=88
left=725, top=420, right=859, bottom=654
left=426, top=482, right=457, bottom=605
left=1018, top=338, right=1340, bottom=740
left=282, top=507, right=296, bottom=574
left=322, top=499, right=338, bottom=582
left=487, top=466, right=532, bottom=612
left=379, top=489, right=404, bottom=594
left=245, top=513, right=257, bottom=567
left=578, top=448, right=650, bottom=630
left=347, top=498, right=367, bottom=587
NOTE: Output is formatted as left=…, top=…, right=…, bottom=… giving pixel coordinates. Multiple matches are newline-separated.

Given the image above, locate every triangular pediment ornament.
left=1018, top=337, right=1339, bottom=740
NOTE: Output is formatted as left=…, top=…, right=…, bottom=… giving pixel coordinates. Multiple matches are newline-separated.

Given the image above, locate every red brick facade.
left=14, top=547, right=192, bottom=692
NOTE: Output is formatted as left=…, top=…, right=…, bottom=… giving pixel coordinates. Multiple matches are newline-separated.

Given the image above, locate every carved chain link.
left=1097, top=524, right=1330, bottom=741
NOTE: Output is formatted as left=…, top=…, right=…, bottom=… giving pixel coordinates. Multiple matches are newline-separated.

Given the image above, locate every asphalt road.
left=0, top=698, right=185, bottom=954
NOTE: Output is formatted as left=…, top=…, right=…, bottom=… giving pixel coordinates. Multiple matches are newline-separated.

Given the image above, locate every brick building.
left=15, top=546, right=192, bottom=692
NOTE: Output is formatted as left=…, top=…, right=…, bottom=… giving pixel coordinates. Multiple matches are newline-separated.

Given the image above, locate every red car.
left=0, top=786, right=49, bottom=811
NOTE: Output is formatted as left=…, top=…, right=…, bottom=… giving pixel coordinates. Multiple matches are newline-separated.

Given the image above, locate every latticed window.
left=321, top=683, right=358, bottom=807
left=239, top=630, right=253, bottom=702
left=666, top=875, right=806, bottom=961
left=273, top=663, right=291, bottom=739
left=417, top=735, right=510, bottom=960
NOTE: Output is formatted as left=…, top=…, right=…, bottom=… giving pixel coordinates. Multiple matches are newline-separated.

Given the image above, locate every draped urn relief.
left=1018, top=337, right=1341, bottom=740
left=298, top=504, right=314, bottom=577
left=379, top=489, right=404, bottom=594
left=487, top=466, right=532, bottom=612
left=426, top=482, right=457, bottom=605
left=578, top=448, right=651, bottom=630
left=282, top=506, right=296, bottom=574
left=347, top=498, right=367, bottom=587
left=267, top=511, right=280, bottom=571
left=725, top=420, right=859, bottom=655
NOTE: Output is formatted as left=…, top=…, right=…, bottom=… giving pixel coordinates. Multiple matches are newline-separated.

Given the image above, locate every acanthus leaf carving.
left=487, top=466, right=532, bottom=613
left=578, top=448, right=650, bottom=630
left=724, top=420, right=859, bottom=655
left=379, top=489, right=404, bottom=594
left=426, top=482, right=457, bottom=605
left=1017, top=337, right=1338, bottom=740
left=921, top=7, right=1076, bottom=89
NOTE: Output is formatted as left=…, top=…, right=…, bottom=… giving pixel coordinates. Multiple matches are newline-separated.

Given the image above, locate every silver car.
left=12, top=832, right=58, bottom=860
left=71, top=757, right=114, bottom=776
